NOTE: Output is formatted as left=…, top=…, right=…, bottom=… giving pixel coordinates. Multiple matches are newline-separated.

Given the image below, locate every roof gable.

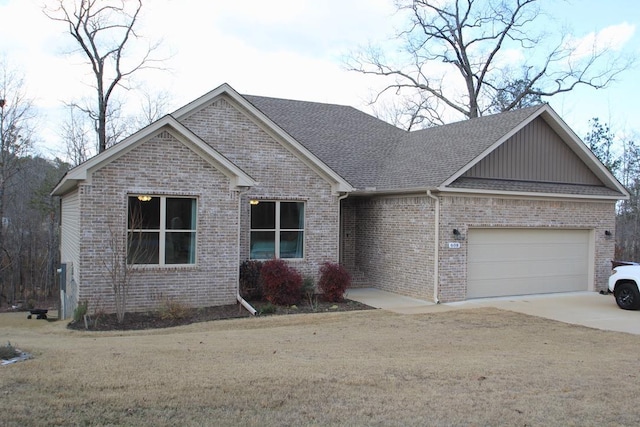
left=441, top=104, right=628, bottom=199
left=51, top=116, right=256, bottom=196
left=462, top=116, right=603, bottom=185
left=172, top=84, right=355, bottom=193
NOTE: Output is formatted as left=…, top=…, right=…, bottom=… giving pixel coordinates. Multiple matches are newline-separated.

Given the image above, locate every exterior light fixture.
left=249, top=200, right=259, bottom=205
left=137, top=195, right=152, bottom=202
left=605, top=230, right=612, bottom=237
left=452, top=229, right=465, bottom=241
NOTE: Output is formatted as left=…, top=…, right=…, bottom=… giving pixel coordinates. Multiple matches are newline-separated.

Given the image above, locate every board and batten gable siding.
left=60, top=189, right=81, bottom=314
left=463, top=117, right=603, bottom=185
left=76, top=130, right=241, bottom=313
left=179, top=97, right=341, bottom=278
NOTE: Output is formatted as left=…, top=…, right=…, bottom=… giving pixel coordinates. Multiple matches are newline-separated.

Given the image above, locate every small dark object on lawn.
left=27, top=309, right=48, bottom=320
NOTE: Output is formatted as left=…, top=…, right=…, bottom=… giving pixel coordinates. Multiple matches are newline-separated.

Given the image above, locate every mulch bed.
left=67, top=299, right=374, bottom=331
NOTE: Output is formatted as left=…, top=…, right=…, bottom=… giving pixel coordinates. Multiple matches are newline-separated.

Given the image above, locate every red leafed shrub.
left=260, top=259, right=302, bottom=305
left=318, top=262, right=351, bottom=302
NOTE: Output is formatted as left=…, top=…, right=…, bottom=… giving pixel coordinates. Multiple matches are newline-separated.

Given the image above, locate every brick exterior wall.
left=342, top=193, right=616, bottom=303
left=76, top=131, right=241, bottom=313
left=342, top=196, right=435, bottom=300
left=181, top=97, right=340, bottom=280
left=73, top=98, right=341, bottom=314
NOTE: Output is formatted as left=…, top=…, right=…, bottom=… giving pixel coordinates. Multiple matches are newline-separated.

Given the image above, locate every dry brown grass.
left=1, top=307, right=639, bottom=426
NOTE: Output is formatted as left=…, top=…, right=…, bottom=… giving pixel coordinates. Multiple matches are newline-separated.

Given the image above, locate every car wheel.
left=614, top=282, right=640, bottom=310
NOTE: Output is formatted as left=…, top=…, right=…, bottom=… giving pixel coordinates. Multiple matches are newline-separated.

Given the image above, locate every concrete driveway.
left=347, top=288, right=640, bottom=335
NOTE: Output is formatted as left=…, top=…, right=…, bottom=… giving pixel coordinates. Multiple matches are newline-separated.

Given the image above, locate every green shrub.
left=239, top=260, right=264, bottom=300
left=260, top=259, right=302, bottom=305
left=318, top=262, right=351, bottom=302
left=73, top=300, right=88, bottom=322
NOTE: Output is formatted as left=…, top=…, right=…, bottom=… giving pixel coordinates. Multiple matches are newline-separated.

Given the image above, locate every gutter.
left=427, top=190, right=440, bottom=304
left=236, top=187, right=257, bottom=316
left=237, top=293, right=257, bottom=316
left=337, top=192, right=350, bottom=262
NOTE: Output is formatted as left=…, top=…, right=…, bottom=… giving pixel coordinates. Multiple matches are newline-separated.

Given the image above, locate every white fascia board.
left=537, top=106, right=629, bottom=198
left=51, top=119, right=170, bottom=196
left=172, top=83, right=355, bottom=194
left=51, top=115, right=256, bottom=196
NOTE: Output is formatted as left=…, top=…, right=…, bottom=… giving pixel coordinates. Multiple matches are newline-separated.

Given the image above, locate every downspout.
left=427, top=190, right=440, bottom=304
left=236, top=188, right=257, bottom=315
left=337, top=192, right=350, bottom=262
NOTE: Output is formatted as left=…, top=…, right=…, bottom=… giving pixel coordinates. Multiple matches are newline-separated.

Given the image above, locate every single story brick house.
left=52, top=83, right=628, bottom=318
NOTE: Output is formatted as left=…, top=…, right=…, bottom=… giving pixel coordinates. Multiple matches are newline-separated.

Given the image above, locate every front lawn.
left=1, top=307, right=638, bottom=426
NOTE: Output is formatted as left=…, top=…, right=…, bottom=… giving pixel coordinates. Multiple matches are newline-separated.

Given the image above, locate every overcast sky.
left=0, top=0, right=638, bottom=159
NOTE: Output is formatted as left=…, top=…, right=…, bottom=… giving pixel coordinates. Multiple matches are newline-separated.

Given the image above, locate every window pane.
left=280, top=202, right=304, bottom=229
left=166, top=232, right=196, bottom=264
left=280, top=231, right=303, bottom=258
left=128, top=196, right=160, bottom=229
left=166, top=198, right=196, bottom=230
left=251, top=202, right=275, bottom=229
left=127, top=231, right=159, bottom=264
left=250, top=231, right=275, bottom=259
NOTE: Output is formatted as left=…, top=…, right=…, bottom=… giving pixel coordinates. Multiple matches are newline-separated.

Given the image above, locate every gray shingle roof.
left=376, top=105, right=545, bottom=190
left=243, top=95, right=405, bottom=189
left=243, top=95, right=619, bottom=197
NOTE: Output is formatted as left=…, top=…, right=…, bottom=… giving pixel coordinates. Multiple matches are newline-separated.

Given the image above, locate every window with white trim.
left=250, top=201, right=304, bottom=259
left=127, top=195, right=197, bottom=265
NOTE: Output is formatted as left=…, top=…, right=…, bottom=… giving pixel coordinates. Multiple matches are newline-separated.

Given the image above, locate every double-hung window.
left=250, top=201, right=304, bottom=259
left=127, top=195, right=197, bottom=265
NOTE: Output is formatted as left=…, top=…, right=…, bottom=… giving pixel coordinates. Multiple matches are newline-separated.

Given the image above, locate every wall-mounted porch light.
left=249, top=200, right=259, bottom=205
left=137, top=195, right=152, bottom=202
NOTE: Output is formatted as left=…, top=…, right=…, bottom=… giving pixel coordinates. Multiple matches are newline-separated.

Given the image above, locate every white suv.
left=609, top=265, right=640, bottom=310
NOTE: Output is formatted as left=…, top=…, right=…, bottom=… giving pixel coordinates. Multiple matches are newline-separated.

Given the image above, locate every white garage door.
left=467, top=228, right=590, bottom=299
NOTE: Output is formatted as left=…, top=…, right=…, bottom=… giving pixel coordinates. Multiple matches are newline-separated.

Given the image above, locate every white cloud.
left=565, top=22, right=636, bottom=59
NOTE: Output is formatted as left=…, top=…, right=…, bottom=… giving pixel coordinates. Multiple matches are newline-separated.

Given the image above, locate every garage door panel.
left=467, top=229, right=590, bottom=299
left=469, top=248, right=586, bottom=264
left=469, top=274, right=586, bottom=297
left=469, top=259, right=587, bottom=280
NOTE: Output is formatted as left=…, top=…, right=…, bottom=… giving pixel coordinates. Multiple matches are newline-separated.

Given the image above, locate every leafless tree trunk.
left=103, top=207, right=149, bottom=324
left=45, top=0, right=165, bottom=152
left=347, top=0, right=633, bottom=127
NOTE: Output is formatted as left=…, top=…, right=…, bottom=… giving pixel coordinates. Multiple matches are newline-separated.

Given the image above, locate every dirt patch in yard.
left=66, top=299, right=374, bottom=331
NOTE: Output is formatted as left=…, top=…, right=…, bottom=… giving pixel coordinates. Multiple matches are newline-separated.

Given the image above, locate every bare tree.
left=45, top=0, right=165, bottom=153
left=136, top=88, right=171, bottom=127
left=0, top=61, right=34, bottom=303
left=61, top=105, right=92, bottom=166
left=347, top=0, right=633, bottom=126
left=103, top=202, right=152, bottom=324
